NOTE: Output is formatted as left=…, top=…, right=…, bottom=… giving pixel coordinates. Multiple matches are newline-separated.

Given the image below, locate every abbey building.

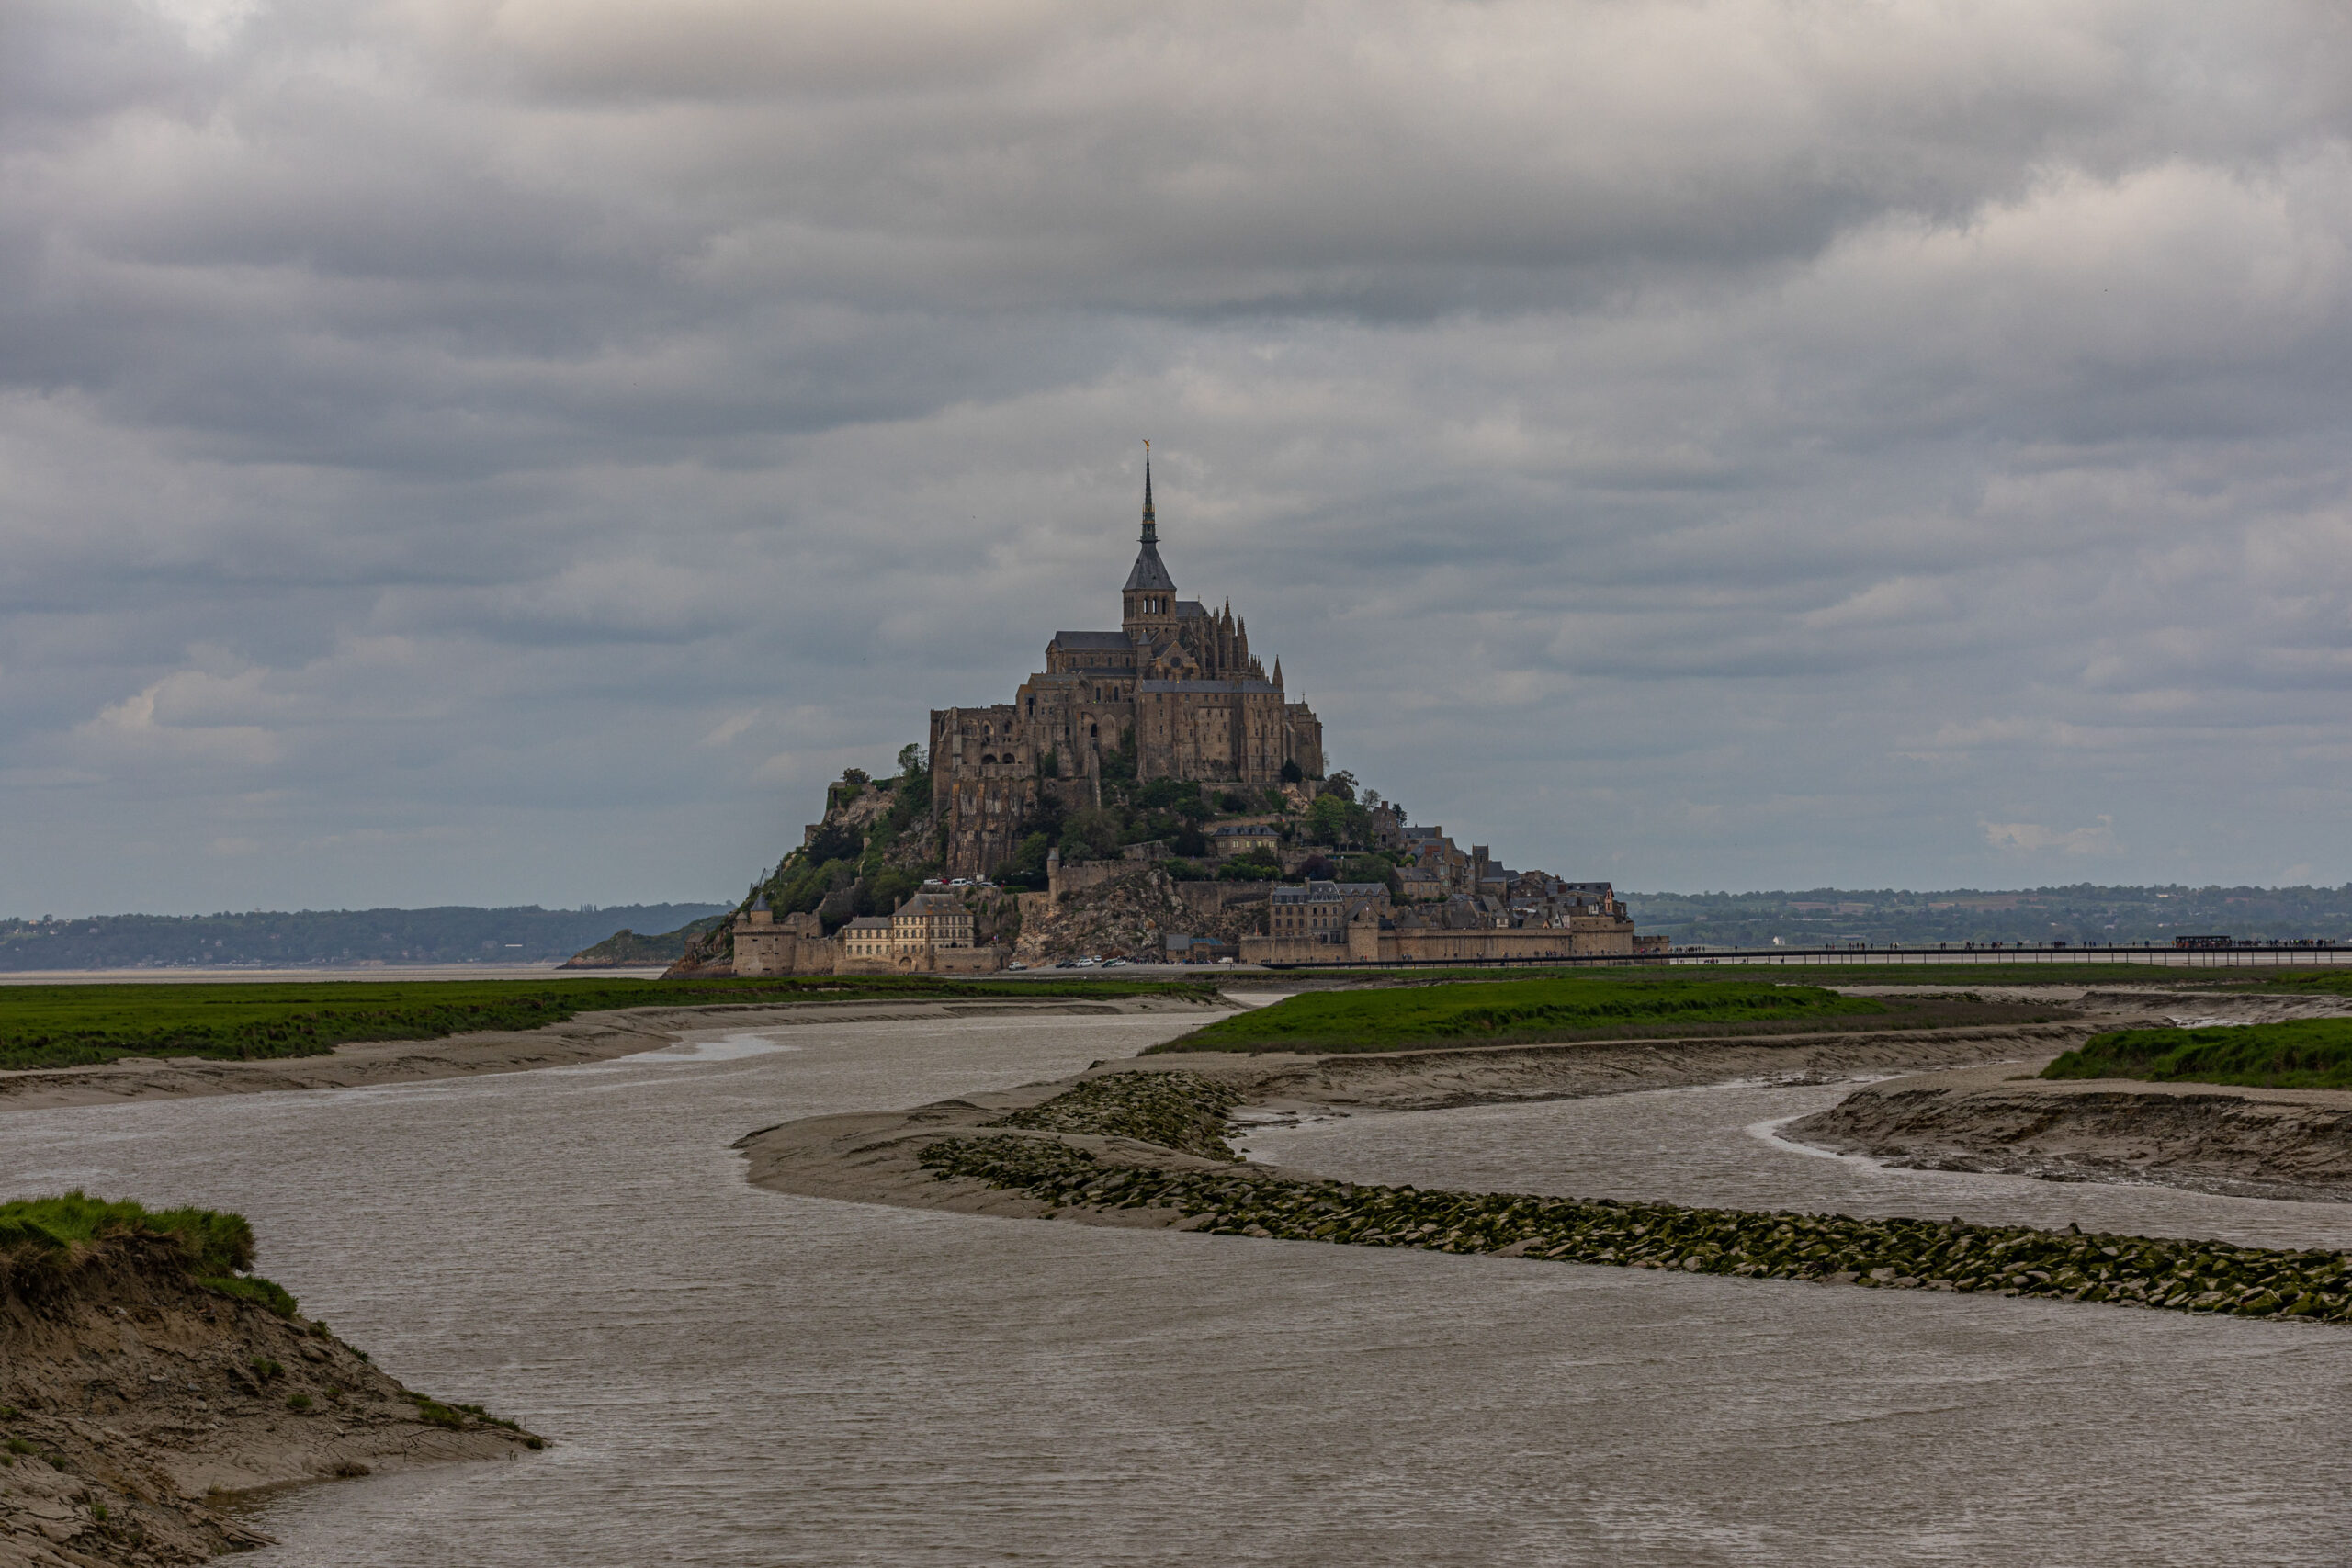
left=930, top=457, right=1324, bottom=878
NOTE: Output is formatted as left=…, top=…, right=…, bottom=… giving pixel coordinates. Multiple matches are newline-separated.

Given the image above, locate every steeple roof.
left=1123, top=444, right=1176, bottom=593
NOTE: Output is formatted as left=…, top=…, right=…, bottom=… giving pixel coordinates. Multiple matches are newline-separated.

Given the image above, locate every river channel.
left=1, top=1014, right=2346, bottom=1565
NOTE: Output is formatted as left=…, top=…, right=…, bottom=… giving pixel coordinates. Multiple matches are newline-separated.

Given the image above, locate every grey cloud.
left=4, top=0, right=2352, bottom=911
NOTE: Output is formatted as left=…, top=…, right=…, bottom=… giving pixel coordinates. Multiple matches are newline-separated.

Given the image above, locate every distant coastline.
left=0, top=903, right=729, bottom=972
left=0, top=964, right=673, bottom=986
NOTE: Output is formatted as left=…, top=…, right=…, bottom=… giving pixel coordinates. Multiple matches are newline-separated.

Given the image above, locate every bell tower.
left=1122, top=440, right=1179, bottom=641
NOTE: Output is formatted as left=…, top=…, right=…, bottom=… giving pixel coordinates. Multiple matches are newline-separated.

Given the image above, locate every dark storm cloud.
left=4, top=0, right=2350, bottom=912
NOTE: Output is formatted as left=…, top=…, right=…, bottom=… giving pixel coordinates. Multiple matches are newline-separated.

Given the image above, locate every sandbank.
left=0, top=995, right=1221, bottom=1113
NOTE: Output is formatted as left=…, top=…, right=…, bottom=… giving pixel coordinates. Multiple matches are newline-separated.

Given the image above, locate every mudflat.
left=1786, top=1059, right=2352, bottom=1201
left=738, top=1018, right=2091, bottom=1224
left=0, top=995, right=1220, bottom=1113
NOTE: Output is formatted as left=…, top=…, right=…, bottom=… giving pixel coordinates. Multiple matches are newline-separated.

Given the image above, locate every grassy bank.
left=1329, top=962, right=2254, bottom=987
left=0, top=976, right=1216, bottom=1073
left=1155, top=976, right=1906, bottom=1055
left=2240, top=971, right=2352, bottom=998
left=0, top=1192, right=254, bottom=1274
left=923, top=1072, right=2352, bottom=1325
left=2042, top=1019, right=2352, bottom=1090
left=0, top=1191, right=300, bottom=1314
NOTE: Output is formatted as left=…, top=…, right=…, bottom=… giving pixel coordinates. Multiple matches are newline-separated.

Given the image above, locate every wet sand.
left=740, top=1021, right=2084, bottom=1222
left=0, top=996, right=1221, bottom=1112
left=1787, top=1059, right=2352, bottom=1201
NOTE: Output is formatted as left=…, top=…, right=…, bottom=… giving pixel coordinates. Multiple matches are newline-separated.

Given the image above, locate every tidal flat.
left=3, top=1005, right=2349, bottom=1565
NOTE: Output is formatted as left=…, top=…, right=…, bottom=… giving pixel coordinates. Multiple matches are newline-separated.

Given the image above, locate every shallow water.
left=0, top=1021, right=2345, bottom=1565
left=1238, top=1077, right=2352, bottom=1251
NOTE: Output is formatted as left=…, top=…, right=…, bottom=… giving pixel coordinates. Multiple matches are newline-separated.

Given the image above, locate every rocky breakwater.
left=1786, top=1060, right=2352, bottom=1201
left=2, top=1196, right=538, bottom=1568
left=910, top=1072, right=2352, bottom=1327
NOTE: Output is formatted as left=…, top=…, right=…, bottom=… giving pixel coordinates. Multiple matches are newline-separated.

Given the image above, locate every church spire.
left=1122, top=438, right=1176, bottom=615
left=1140, top=439, right=1156, bottom=547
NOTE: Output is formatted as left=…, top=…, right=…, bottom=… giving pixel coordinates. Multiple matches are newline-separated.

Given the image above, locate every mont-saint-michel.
left=11, top=0, right=2352, bottom=1560
left=719, top=454, right=1643, bottom=979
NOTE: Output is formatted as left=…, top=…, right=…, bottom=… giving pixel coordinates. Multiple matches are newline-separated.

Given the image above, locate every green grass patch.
left=402, top=1392, right=468, bottom=1430
left=200, top=1273, right=300, bottom=1317
left=2042, top=1018, right=2352, bottom=1089
left=0, top=1191, right=255, bottom=1273
left=1, top=1190, right=300, bottom=1311
left=2235, top=970, right=2352, bottom=998
left=1332, top=962, right=2243, bottom=988
left=0, top=975, right=1216, bottom=1072
left=1159, top=976, right=1891, bottom=1054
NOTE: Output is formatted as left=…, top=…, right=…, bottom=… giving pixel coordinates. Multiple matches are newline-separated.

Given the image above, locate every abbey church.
left=930, top=455, right=1325, bottom=878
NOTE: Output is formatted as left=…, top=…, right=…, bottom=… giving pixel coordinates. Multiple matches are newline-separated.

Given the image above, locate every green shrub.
left=249, top=1358, right=282, bottom=1379
left=286, top=1393, right=312, bottom=1412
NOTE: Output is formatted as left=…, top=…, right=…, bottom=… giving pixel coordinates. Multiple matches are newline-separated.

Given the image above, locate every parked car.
left=1102, top=958, right=1130, bottom=967
left=1003, top=962, right=1027, bottom=970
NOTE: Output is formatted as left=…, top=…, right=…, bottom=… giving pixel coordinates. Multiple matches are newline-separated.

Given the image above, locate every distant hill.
left=0, top=905, right=733, bottom=971
left=1623, top=884, right=2352, bottom=949
left=560, top=916, right=731, bottom=969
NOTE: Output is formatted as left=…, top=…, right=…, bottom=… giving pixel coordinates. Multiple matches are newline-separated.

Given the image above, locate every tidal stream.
left=1, top=1015, right=2346, bottom=1565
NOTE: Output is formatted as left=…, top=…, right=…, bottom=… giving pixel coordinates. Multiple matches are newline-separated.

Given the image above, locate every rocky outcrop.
left=1013, top=866, right=1265, bottom=964
left=561, top=916, right=728, bottom=969
left=1786, top=1061, right=2352, bottom=1201
left=1, top=1233, right=537, bottom=1567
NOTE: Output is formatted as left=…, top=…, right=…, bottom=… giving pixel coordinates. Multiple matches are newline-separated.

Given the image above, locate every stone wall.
left=1241, top=915, right=1639, bottom=966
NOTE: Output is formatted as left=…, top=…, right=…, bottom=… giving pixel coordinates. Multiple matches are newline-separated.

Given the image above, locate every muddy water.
left=0, top=1021, right=2345, bottom=1565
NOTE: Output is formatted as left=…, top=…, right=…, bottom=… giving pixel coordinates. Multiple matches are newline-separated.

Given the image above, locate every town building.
left=1209, top=822, right=1282, bottom=858
left=931, top=452, right=1325, bottom=878
left=1269, top=881, right=1393, bottom=942
left=733, top=886, right=1001, bottom=976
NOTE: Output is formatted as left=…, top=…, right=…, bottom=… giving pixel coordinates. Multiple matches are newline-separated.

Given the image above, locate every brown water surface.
left=0, top=1018, right=2345, bottom=1565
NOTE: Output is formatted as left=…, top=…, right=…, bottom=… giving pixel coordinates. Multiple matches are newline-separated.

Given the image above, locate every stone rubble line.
left=921, top=1076, right=2352, bottom=1325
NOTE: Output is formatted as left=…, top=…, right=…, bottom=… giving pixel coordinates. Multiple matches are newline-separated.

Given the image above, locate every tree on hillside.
left=1059, top=806, right=1125, bottom=861
left=993, top=832, right=1056, bottom=889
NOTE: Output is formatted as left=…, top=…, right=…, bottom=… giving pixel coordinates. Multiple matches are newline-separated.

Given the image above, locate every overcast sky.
left=5, top=1, right=2349, bottom=915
